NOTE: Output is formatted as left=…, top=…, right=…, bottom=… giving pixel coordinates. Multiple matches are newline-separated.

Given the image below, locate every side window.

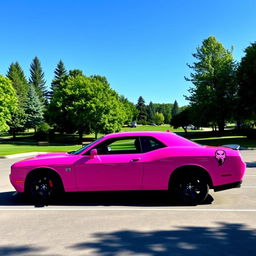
left=92, top=137, right=141, bottom=155
left=140, top=136, right=166, bottom=153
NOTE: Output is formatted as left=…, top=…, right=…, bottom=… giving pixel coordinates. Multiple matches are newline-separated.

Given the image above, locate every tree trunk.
left=182, top=126, right=187, bottom=134
left=12, top=129, right=16, bottom=140
left=79, top=130, right=83, bottom=142
left=218, top=121, right=225, bottom=133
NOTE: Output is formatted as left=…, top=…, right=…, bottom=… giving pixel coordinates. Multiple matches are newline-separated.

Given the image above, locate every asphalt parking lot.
left=0, top=150, right=256, bottom=256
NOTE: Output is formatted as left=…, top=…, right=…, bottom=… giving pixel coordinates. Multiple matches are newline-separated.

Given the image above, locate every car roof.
left=103, top=131, right=200, bottom=147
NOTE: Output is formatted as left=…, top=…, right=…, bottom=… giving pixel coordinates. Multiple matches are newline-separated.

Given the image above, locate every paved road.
left=0, top=151, right=255, bottom=256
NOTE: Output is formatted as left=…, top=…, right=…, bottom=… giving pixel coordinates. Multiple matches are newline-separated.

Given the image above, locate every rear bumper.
left=213, top=181, right=242, bottom=192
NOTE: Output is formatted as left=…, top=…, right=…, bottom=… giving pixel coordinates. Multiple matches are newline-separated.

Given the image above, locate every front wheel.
left=170, top=173, right=209, bottom=205
left=26, top=172, right=62, bottom=205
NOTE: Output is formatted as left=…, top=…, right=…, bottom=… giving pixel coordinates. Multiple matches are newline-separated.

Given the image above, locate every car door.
left=74, top=137, right=144, bottom=191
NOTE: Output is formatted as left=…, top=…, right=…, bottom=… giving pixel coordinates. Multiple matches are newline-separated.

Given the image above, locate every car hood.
left=34, top=152, right=69, bottom=159
left=12, top=152, right=81, bottom=168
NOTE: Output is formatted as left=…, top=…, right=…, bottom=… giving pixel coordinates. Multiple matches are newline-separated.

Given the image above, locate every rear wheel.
left=26, top=172, right=62, bottom=205
left=170, top=172, right=209, bottom=205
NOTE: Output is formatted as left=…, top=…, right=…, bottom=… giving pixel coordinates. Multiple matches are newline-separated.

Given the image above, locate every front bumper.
left=9, top=174, right=25, bottom=192
left=213, top=181, right=242, bottom=192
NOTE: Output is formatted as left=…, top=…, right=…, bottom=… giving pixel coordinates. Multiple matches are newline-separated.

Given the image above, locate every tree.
left=154, top=112, right=164, bottom=125
left=8, top=108, right=27, bottom=139
left=237, top=42, right=256, bottom=122
left=119, top=96, right=138, bottom=125
left=69, top=69, right=83, bottom=77
left=170, top=108, right=192, bottom=133
left=24, top=84, right=44, bottom=131
left=136, top=96, right=147, bottom=124
left=48, top=60, right=67, bottom=100
left=6, top=62, right=29, bottom=137
left=0, top=75, right=19, bottom=131
left=29, top=57, right=47, bottom=103
left=151, top=103, right=173, bottom=124
left=186, top=36, right=237, bottom=132
left=48, top=74, right=125, bottom=139
left=147, top=101, right=155, bottom=123
left=171, top=100, right=179, bottom=117
left=7, top=62, right=28, bottom=107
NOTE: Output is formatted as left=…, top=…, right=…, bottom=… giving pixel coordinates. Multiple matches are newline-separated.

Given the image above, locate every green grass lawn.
left=1, top=125, right=256, bottom=156
left=1, top=135, right=255, bottom=156
left=121, top=125, right=185, bottom=132
left=0, top=144, right=82, bottom=156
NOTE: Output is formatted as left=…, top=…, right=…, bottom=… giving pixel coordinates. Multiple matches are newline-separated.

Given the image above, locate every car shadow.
left=0, top=191, right=214, bottom=207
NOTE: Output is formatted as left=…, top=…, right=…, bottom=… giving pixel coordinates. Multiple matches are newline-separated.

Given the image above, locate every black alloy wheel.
left=172, top=173, right=209, bottom=205
left=27, top=173, right=60, bottom=206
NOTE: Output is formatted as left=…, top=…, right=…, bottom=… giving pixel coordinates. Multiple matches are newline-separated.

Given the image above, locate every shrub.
left=35, top=122, right=51, bottom=140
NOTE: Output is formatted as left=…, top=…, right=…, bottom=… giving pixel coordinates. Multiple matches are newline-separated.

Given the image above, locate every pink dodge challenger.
left=10, top=131, right=246, bottom=204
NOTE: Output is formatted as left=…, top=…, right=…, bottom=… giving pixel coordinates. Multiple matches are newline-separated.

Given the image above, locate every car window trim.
left=83, top=136, right=143, bottom=155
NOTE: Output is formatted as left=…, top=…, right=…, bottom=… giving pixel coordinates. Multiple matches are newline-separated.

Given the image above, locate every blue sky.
left=0, top=0, right=256, bottom=106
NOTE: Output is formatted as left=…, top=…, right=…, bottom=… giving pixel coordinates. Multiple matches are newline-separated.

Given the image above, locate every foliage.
left=136, top=96, right=147, bottom=124
left=151, top=103, right=173, bottom=124
left=35, top=122, right=51, bottom=140
left=49, top=74, right=126, bottom=139
left=69, top=69, right=84, bottom=77
left=119, top=96, right=138, bottom=124
left=6, top=62, right=29, bottom=137
left=24, top=84, right=44, bottom=129
left=237, top=42, right=256, bottom=121
left=0, top=75, right=19, bottom=131
left=8, top=108, right=27, bottom=139
left=171, top=100, right=179, bottom=117
left=49, top=60, right=67, bottom=100
left=146, top=101, right=155, bottom=123
left=170, top=108, right=192, bottom=133
left=29, top=56, right=47, bottom=103
left=186, top=36, right=237, bottom=132
left=7, top=62, right=28, bottom=107
left=154, top=112, right=165, bottom=125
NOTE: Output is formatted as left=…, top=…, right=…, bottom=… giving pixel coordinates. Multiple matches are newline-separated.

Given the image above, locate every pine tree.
left=171, top=100, right=179, bottom=117
left=7, top=62, right=29, bottom=107
left=136, top=96, right=147, bottom=124
left=29, top=57, right=47, bottom=104
left=49, top=60, right=67, bottom=99
left=24, top=84, right=44, bottom=130
left=6, top=62, right=28, bottom=137
left=147, top=101, right=155, bottom=122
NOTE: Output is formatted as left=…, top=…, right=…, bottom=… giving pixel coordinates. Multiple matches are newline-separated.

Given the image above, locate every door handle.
left=130, top=158, right=141, bottom=162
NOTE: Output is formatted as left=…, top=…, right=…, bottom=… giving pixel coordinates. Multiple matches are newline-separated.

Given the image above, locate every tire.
left=26, top=172, right=62, bottom=206
left=170, top=172, right=209, bottom=205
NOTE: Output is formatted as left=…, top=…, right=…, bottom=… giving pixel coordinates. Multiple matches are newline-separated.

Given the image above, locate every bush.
left=35, top=122, right=51, bottom=140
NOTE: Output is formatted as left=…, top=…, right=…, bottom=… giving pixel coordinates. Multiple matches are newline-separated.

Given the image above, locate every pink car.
left=10, top=131, right=246, bottom=205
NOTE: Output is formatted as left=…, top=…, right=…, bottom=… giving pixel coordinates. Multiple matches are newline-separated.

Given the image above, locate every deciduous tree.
left=154, top=112, right=164, bottom=125
left=49, top=74, right=125, bottom=139
left=186, top=36, right=237, bottom=132
left=237, top=42, right=256, bottom=122
left=0, top=75, right=19, bottom=131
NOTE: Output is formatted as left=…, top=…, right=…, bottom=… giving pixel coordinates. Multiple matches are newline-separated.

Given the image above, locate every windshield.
left=68, top=136, right=104, bottom=155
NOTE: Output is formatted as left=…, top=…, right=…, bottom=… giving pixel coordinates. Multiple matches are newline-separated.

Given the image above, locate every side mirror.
left=89, top=149, right=98, bottom=159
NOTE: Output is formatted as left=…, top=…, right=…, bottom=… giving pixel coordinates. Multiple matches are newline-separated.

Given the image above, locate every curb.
left=0, top=152, right=47, bottom=159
